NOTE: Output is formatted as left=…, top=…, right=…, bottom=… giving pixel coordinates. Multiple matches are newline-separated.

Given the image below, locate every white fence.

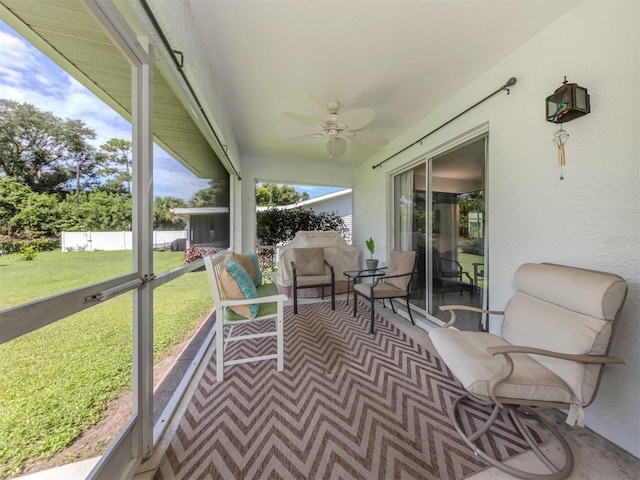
left=61, top=231, right=187, bottom=252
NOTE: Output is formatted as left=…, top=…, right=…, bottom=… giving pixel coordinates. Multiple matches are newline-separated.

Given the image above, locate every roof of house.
left=256, top=189, right=351, bottom=212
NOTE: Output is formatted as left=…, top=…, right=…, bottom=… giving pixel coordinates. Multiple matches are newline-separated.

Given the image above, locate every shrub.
left=0, top=236, right=58, bottom=254
left=184, top=245, right=224, bottom=264
left=256, top=207, right=349, bottom=246
left=21, top=245, right=37, bottom=261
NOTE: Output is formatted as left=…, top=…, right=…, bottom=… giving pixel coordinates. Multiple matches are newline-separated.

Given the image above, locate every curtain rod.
left=138, top=0, right=242, bottom=181
left=372, top=77, right=518, bottom=170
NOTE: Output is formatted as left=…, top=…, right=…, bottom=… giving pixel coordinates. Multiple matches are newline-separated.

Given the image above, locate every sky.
left=0, top=21, right=339, bottom=201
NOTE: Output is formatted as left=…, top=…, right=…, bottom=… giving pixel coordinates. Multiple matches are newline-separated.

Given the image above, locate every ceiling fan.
left=283, top=100, right=388, bottom=159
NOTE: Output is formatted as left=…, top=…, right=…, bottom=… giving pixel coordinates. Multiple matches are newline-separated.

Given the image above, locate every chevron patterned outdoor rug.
left=154, top=300, right=538, bottom=480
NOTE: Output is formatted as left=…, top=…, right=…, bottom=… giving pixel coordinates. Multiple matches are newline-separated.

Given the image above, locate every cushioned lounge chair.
left=430, top=262, right=628, bottom=479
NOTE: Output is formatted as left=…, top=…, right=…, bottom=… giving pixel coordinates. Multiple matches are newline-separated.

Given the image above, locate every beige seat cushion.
left=353, top=282, right=404, bottom=299
left=501, top=263, right=627, bottom=405
left=384, top=250, right=415, bottom=290
left=295, top=274, right=332, bottom=287
left=429, top=328, right=573, bottom=404
left=293, top=247, right=326, bottom=276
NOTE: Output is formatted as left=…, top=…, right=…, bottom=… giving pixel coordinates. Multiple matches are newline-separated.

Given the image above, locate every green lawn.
left=457, top=251, right=485, bottom=288
left=0, top=251, right=212, bottom=478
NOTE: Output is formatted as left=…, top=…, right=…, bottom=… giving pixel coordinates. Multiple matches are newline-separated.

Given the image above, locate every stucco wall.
left=354, top=1, right=639, bottom=456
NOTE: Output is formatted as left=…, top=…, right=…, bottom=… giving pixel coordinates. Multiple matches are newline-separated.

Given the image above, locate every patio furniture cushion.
left=430, top=262, right=628, bottom=412
left=384, top=249, right=416, bottom=290
left=228, top=252, right=262, bottom=287
left=224, top=283, right=279, bottom=320
left=430, top=328, right=572, bottom=403
left=228, top=252, right=255, bottom=281
left=219, top=259, right=259, bottom=319
left=501, top=263, right=628, bottom=405
left=248, top=251, right=262, bottom=286
left=293, top=247, right=326, bottom=275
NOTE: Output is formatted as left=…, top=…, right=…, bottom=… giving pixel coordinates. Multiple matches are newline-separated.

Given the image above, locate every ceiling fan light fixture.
left=327, top=137, right=346, bottom=159
left=283, top=100, right=387, bottom=159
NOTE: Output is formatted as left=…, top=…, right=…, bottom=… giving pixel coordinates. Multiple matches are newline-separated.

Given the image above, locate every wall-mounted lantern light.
left=546, top=76, right=590, bottom=123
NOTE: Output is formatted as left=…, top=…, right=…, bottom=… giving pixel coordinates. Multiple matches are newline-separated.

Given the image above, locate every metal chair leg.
left=405, top=296, right=415, bottom=325
left=370, top=296, right=375, bottom=334
left=389, top=298, right=397, bottom=313
left=353, top=290, right=358, bottom=317
left=331, top=280, right=335, bottom=310
left=450, top=393, right=574, bottom=480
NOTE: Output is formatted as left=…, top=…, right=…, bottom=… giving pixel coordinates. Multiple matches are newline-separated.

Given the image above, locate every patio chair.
left=353, top=250, right=417, bottom=334
left=429, top=262, right=628, bottom=479
left=204, top=252, right=288, bottom=381
left=432, top=248, right=473, bottom=295
left=291, top=247, right=335, bottom=314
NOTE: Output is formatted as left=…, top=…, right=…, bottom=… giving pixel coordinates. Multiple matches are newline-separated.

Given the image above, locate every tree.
left=256, top=207, right=348, bottom=246
left=256, top=183, right=309, bottom=206
left=97, top=138, right=132, bottom=194
left=458, top=193, right=485, bottom=238
left=0, top=177, right=36, bottom=237
left=67, top=191, right=132, bottom=231
left=0, top=99, right=98, bottom=194
left=64, top=119, right=100, bottom=202
left=189, top=177, right=230, bottom=207
left=0, top=177, right=68, bottom=239
left=154, top=196, right=187, bottom=230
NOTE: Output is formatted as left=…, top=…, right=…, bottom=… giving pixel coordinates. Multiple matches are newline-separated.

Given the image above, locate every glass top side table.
left=343, top=268, right=387, bottom=305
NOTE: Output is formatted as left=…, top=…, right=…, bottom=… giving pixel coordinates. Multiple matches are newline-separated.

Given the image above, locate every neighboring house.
left=257, top=189, right=353, bottom=242
left=170, top=207, right=230, bottom=249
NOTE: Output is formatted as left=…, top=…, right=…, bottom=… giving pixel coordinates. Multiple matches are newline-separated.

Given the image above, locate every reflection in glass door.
left=393, top=165, right=427, bottom=310
left=429, top=136, right=487, bottom=331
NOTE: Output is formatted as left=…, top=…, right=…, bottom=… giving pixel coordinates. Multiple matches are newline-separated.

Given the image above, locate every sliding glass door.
left=429, top=136, right=487, bottom=330
left=393, top=134, right=488, bottom=331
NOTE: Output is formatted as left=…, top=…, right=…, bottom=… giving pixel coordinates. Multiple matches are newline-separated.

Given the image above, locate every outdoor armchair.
left=204, top=252, right=287, bottom=381
left=432, top=248, right=474, bottom=295
left=291, top=247, right=336, bottom=314
left=429, top=262, right=628, bottom=479
left=353, top=250, right=417, bottom=334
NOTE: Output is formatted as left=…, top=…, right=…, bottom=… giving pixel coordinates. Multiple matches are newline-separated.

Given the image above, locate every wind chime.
left=545, top=77, right=591, bottom=180
left=553, top=127, right=569, bottom=180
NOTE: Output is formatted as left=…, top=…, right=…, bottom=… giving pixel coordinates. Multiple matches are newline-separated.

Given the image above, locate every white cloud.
left=0, top=21, right=215, bottom=201
left=0, top=21, right=208, bottom=201
left=0, top=28, right=39, bottom=75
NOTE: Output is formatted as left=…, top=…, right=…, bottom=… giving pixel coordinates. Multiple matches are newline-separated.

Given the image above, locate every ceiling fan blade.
left=347, top=129, right=388, bottom=146
left=284, top=133, right=324, bottom=144
left=339, top=107, right=376, bottom=131
left=326, top=137, right=347, bottom=159
left=283, top=112, right=324, bottom=128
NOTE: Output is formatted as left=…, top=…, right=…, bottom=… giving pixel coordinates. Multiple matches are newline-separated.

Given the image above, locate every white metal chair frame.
left=204, top=252, right=287, bottom=381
